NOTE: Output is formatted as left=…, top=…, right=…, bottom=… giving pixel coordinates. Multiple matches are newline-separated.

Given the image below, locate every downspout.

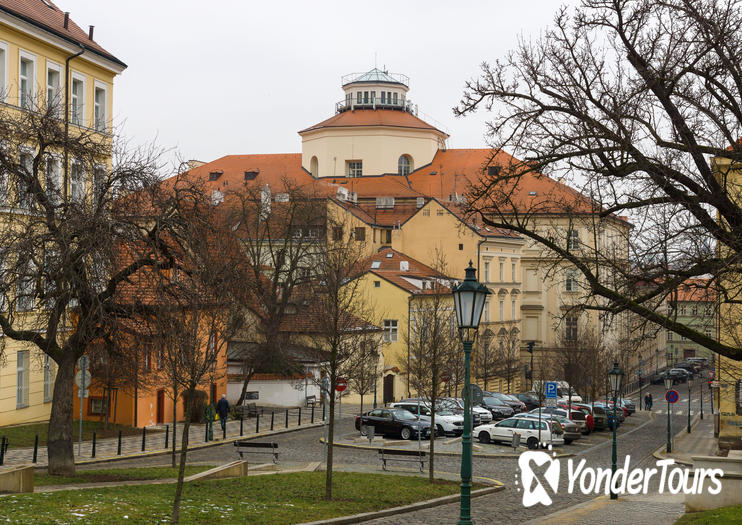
left=64, top=44, right=85, bottom=204
left=407, top=294, right=412, bottom=398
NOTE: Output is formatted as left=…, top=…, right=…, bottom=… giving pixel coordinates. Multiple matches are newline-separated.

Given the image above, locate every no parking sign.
left=665, top=390, right=679, bottom=404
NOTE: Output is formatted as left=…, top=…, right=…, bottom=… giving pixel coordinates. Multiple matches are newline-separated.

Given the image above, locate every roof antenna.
left=374, top=51, right=377, bottom=69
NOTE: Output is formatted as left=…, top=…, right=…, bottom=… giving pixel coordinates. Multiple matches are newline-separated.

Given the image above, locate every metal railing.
left=341, top=71, right=409, bottom=86
left=335, top=97, right=414, bottom=114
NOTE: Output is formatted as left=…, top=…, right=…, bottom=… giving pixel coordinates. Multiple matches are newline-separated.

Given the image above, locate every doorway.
left=383, top=374, right=395, bottom=404
left=156, top=390, right=165, bottom=424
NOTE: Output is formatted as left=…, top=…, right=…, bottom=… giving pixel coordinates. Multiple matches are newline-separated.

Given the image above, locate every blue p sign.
left=545, top=382, right=558, bottom=399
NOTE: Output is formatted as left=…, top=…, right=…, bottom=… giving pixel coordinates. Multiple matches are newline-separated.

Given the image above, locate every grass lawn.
left=0, top=420, right=162, bottom=448
left=0, top=471, right=465, bottom=524
left=35, top=465, right=215, bottom=486
left=676, top=504, right=742, bottom=524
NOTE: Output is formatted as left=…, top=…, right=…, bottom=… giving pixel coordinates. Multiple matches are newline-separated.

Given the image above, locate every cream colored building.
left=0, top=2, right=125, bottom=426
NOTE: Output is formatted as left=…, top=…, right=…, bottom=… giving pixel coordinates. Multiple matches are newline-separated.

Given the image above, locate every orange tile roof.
left=364, top=247, right=453, bottom=295
left=322, top=175, right=423, bottom=198
left=299, top=109, right=448, bottom=136
left=671, top=278, right=716, bottom=303
left=0, top=1, right=125, bottom=67
left=354, top=202, right=422, bottom=227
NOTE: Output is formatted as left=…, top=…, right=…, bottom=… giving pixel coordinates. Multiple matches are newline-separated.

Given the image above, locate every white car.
left=390, top=401, right=464, bottom=436
left=474, top=416, right=564, bottom=449
left=441, top=397, right=493, bottom=424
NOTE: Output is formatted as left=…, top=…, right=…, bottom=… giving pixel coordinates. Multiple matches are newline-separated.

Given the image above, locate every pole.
left=32, top=434, right=38, bottom=463
left=667, top=398, right=672, bottom=453
left=687, top=381, right=692, bottom=433
left=92, top=432, right=96, bottom=458
left=256, top=412, right=260, bottom=434
left=240, top=415, right=244, bottom=436
left=285, top=409, right=289, bottom=429
left=270, top=411, right=274, bottom=431
left=700, top=383, right=704, bottom=420
left=141, top=427, right=146, bottom=452
left=165, top=425, right=169, bottom=449
left=117, top=430, right=122, bottom=455
left=0, top=437, right=4, bottom=466
left=459, top=339, right=473, bottom=525
left=638, top=377, right=643, bottom=411
left=610, top=392, right=618, bottom=500
left=373, top=377, right=378, bottom=409
left=339, top=391, right=342, bottom=440
left=298, top=407, right=302, bottom=426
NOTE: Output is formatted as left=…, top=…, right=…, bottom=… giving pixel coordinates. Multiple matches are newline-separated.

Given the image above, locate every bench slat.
left=235, top=441, right=277, bottom=449
left=378, top=449, right=426, bottom=457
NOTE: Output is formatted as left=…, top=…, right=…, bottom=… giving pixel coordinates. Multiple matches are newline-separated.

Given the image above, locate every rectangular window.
left=17, top=152, right=32, bottom=208
left=370, top=91, right=375, bottom=103
left=512, top=262, right=516, bottom=282
left=16, top=350, right=29, bottom=408
left=347, top=161, right=362, bottom=177
left=332, top=226, right=343, bottom=241
left=565, top=316, right=578, bottom=342
left=46, top=62, right=61, bottom=114
left=422, top=208, right=430, bottom=216
left=94, top=84, right=106, bottom=131
left=17, top=258, right=35, bottom=312
left=44, top=354, right=55, bottom=403
left=0, top=42, right=7, bottom=102
left=483, top=261, right=490, bottom=282
left=71, top=162, right=85, bottom=203
left=691, top=305, right=698, bottom=316
left=374, top=280, right=380, bottom=288
left=71, top=76, right=84, bottom=126
left=383, top=320, right=398, bottom=342
left=46, top=156, right=62, bottom=205
left=705, top=328, right=713, bottom=339
left=679, top=305, right=686, bottom=315
left=89, top=397, right=108, bottom=415
left=668, top=330, right=673, bottom=341
left=565, top=269, right=579, bottom=292
left=499, top=299, right=504, bottom=321
left=381, top=91, right=385, bottom=104
left=357, top=92, right=362, bottom=104
left=157, top=347, right=163, bottom=370
left=511, top=300, right=516, bottom=320
left=93, top=167, right=105, bottom=206
left=499, top=262, right=504, bottom=282
left=393, top=92, right=398, bottom=104
left=705, top=306, right=712, bottom=316
left=364, top=91, right=369, bottom=103
left=19, top=53, right=35, bottom=109
left=354, top=227, right=365, bottom=241
left=567, top=229, right=579, bottom=250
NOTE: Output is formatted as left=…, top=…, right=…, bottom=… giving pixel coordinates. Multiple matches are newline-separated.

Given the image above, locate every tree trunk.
left=325, top=390, right=335, bottom=500
left=429, top=405, right=436, bottom=483
left=236, top=368, right=254, bottom=407
left=171, top=391, right=193, bottom=524
left=172, top=384, right=178, bottom=468
left=47, top=354, right=76, bottom=476
left=359, top=393, right=363, bottom=416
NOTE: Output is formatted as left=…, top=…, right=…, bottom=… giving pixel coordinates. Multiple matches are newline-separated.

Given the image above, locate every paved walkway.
left=656, top=414, right=716, bottom=465
left=0, top=406, right=327, bottom=468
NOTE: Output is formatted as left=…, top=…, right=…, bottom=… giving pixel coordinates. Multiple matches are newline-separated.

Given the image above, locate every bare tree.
left=474, top=328, right=496, bottom=392
left=344, top=336, right=381, bottom=415
left=0, top=92, right=202, bottom=475
left=310, top=220, right=378, bottom=500
left=493, top=327, right=522, bottom=394
left=403, top=255, right=458, bottom=482
left=455, top=0, right=742, bottom=362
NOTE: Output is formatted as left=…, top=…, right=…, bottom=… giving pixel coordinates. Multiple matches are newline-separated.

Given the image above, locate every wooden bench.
left=235, top=441, right=279, bottom=464
left=378, top=448, right=426, bottom=472
left=305, top=395, right=318, bottom=407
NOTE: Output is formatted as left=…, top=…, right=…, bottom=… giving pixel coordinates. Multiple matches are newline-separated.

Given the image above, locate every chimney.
left=88, top=25, right=94, bottom=40
left=63, top=12, right=69, bottom=29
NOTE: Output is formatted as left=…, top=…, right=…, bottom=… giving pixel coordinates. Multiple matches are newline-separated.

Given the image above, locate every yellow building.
left=0, top=1, right=125, bottom=426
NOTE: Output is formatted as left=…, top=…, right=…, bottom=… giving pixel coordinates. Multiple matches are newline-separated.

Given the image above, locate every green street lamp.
left=608, top=361, right=624, bottom=500
left=664, top=374, right=673, bottom=453
left=637, top=369, right=643, bottom=411
left=687, top=376, right=693, bottom=433
left=452, top=261, right=490, bottom=525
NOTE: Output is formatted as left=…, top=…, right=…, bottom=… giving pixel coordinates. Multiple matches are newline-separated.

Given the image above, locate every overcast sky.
left=59, top=1, right=572, bottom=167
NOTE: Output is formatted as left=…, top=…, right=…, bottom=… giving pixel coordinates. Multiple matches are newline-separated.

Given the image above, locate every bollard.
left=240, top=416, right=243, bottom=436
left=311, top=405, right=315, bottom=424
left=117, top=430, right=122, bottom=455
left=270, top=411, right=275, bottom=431
left=223, top=419, right=227, bottom=440
left=285, top=409, right=289, bottom=429
left=32, top=434, right=38, bottom=463
left=255, top=412, right=260, bottom=433
left=0, top=436, right=5, bottom=465
left=92, top=432, right=96, bottom=458
left=141, top=427, right=146, bottom=452
left=165, top=425, right=169, bottom=449
left=205, top=422, right=209, bottom=442
left=298, top=407, right=302, bottom=426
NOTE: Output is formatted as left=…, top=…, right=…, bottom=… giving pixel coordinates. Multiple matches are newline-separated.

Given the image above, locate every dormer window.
left=209, top=171, right=222, bottom=181
left=398, top=155, right=412, bottom=176
left=244, top=170, right=258, bottom=181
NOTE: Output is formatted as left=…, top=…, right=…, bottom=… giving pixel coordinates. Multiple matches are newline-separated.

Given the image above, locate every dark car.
left=354, top=408, right=431, bottom=440
left=481, top=396, right=515, bottom=420
left=486, top=392, right=525, bottom=413
left=515, top=392, right=541, bottom=411
left=667, top=368, right=690, bottom=384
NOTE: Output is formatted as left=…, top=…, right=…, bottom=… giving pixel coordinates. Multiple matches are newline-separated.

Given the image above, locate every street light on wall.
left=608, top=361, right=624, bottom=500
left=452, top=261, right=490, bottom=525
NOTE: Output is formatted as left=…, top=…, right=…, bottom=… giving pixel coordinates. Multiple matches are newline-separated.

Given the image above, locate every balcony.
left=335, top=97, right=416, bottom=114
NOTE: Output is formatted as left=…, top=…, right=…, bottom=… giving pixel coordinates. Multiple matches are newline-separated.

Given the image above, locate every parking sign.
left=545, top=382, right=558, bottom=399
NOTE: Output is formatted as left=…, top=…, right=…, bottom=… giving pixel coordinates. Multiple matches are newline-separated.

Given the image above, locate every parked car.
left=355, top=408, right=431, bottom=440
left=474, top=416, right=564, bottom=449
left=390, top=401, right=464, bottom=436
left=517, top=413, right=581, bottom=444
left=436, top=398, right=483, bottom=427
left=530, top=407, right=588, bottom=435
left=480, top=396, right=515, bottom=420
left=687, top=357, right=709, bottom=367
left=514, top=392, right=541, bottom=411
left=618, top=398, right=636, bottom=415
left=674, top=362, right=701, bottom=376
left=486, top=392, right=525, bottom=413
left=557, top=387, right=583, bottom=403
left=594, top=401, right=625, bottom=424
left=667, top=368, right=690, bottom=384
left=584, top=404, right=608, bottom=430
left=440, top=397, right=493, bottom=424
left=502, top=394, right=527, bottom=412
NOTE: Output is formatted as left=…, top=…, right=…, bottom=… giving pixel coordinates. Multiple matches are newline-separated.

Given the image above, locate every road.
left=73, top=381, right=711, bottom=523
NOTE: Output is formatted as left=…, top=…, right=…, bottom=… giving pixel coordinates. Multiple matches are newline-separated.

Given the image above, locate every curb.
left=66, top=421, right=326, bottom=468
left=652, top=413, right=702, bottom=466
left=298, top=483, right=504, bottom=525
left=319, top=437, right=574, bottom=459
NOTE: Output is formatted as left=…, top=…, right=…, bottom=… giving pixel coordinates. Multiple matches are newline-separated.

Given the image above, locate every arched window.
left=310, top=156, right=318, bottom=177
left=398, top=155, right=412, bottom=176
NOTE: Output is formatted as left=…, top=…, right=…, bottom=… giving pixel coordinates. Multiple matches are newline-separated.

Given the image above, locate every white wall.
left=227, top=378, right=320, bottom=408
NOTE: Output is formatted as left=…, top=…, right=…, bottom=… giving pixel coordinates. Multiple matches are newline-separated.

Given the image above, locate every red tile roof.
left=0, top=1, right=125, bottom=67
left=671, top=278, right=716, bottom=303
left=364, top=247, right=453, bottom=295
left=299, top=109, right=448, bottom=136
left=322, top=175, right=423, bottom=198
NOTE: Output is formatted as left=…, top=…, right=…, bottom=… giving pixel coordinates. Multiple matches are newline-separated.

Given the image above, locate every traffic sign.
left=75, top=370, right=91, bottom=390
left=545, top=381, right=558, bottom=399
left=665, top=389, right=679, bottom=404
left=335, top=377, right=347, bottom=392
left=77, top=389, right=89, bottom=398
left=461, top=384, right=484, bottom=405
left=440, top=371, right=451, bottom=383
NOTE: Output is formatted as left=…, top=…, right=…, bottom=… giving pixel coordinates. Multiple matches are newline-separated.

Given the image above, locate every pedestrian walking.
left=216, top=394, right=230, bottom=433
left=645, top=393, right=653, bottom=411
